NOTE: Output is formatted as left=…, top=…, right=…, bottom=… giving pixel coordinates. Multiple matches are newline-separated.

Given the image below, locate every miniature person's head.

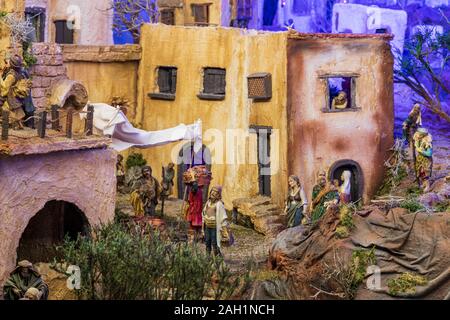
left=336, top=91, right=347, bottom=101
left=288, top=175, right=300, bottom=189
left=24, top=287, right=40, bottom=300
left=18, top=260, right=33, bottom=279
left=317, top=171, right=327, bottom=187
left=341, top=170, right=352, bottom=182
left=117, top=154, right=123, bottom=162
left=168, top=162, right=175, bottom=169
left=333, top=179, right=340, bottom=188
left=142, top=166, right=152, bottom=178
left=209, top=186, right=222, bottom=202
left=411, top=103, right=421, bottom=115
left=8, top=55, right=23, bottom=71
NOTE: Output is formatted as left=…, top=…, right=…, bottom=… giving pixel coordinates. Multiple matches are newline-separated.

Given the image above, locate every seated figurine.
left=3, top=260, right=49, bottom=300
left=332, top=91, right=348, bottom=110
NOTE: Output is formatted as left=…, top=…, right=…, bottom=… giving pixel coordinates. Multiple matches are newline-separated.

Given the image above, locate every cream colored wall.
left=136, top=24, right=288, bottom=208
left=65, top=61, right=138, bottom=116
left=48, top=0, right=113, bottom=45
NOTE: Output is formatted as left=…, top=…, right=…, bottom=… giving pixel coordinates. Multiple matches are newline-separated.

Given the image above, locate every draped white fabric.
left=81, top=103, right=202, bottom=152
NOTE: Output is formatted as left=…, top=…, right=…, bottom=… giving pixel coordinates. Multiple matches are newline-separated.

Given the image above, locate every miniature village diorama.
left=0, top=0, right=448, bottom=301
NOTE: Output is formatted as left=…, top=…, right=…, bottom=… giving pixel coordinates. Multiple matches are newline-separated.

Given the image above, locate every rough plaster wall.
left=287, top=37, right=394, bottom=204
left=65, top=61, right=139, bottom=117
left=48, top=0, right=113, bottom=45
left=0, top=148, right=116, bottom=287
left=135, top=24, right=288, bottom=208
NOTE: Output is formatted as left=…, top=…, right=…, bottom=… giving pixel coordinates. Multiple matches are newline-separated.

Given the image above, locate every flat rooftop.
left=0, top=128, right=111, bottom=156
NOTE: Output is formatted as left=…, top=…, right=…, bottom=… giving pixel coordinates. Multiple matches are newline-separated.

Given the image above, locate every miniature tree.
left=394, top=15, right=450, bottom=123
left=110, top=0, right=159, bottom=44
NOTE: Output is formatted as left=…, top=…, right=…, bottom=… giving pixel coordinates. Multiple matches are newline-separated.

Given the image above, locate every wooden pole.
left=51, top=105, right=59, bottom=131
left=37, top=111, right=47, bottom=138
left=161, top=165, right=165, bottom=217
left=66, top=107, right=73, bottom=138
left=1, top=110, right=9, bottom=140
left=85, top=104, right=94, bottom=136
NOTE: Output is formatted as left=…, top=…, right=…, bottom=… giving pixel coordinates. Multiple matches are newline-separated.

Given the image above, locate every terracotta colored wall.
left=135, top=24, right=288, bottom=208
left=0, top=148, right=116, bottom=287
left=287, top=34, right=394, bottom=204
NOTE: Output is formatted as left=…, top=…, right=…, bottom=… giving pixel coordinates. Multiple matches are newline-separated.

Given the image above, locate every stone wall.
left=30, top=43, right=68, bottom=110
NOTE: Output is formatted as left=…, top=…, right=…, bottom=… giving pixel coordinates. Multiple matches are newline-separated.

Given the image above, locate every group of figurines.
left=3, top=260, right=49, bottom=300
left=402, top=104, right=433, bottom=192
left=0, top=54, right=35, bottom=129
left=116, top=156, right=230, bottom=257
left=284, top=170, right=353, bottom=228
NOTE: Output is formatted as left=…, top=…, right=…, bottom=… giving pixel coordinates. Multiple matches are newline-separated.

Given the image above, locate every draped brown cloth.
left=262, top=207, right=450, bottom=300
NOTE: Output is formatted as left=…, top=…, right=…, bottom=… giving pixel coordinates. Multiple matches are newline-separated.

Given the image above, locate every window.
left=191, top=4, right=210, bottom=26
left=292, top=0, right=312, bottom=16
left=160, top=9, right=175, bottom=25
left=198, top=67, right=226, bottom=100
left=248, top=73, right=272, bottom=100
left=322, top=75, right=358, bottom=112
left=54, top=20, right=74, bottom=44
left=25, top=7, right=46, bottom=42
left=149, top=67, right=177, bottom=100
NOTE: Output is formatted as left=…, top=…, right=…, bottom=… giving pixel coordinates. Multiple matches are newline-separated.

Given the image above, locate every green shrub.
left=400, top=197, right=425, bottom=213
left=387, top=273, right=428, bottom=296
left=335, top=226, right=349, bottom=239
left=126, top=153, right=147, bottom=170
left=52, top=221, right=245, bottom=300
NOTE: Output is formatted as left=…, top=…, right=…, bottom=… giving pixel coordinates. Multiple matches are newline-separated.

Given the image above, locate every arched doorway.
left=17, top=201, right=90, bottom=263
left=177, top=143, right=211, bottom=202
left=329, top=160, right=364, bottom=203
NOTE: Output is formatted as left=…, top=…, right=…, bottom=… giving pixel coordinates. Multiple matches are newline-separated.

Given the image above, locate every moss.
left=406, top=185, right=422, bottom=196
left=387, top=273, right=428, bottom=296
left=400, top=197, right=425, bottom=213
left=350, top=247, right=376, bottom=290
left=335, top=226, right=349, bottom=239
left=126, top=152, right=147, bottom=169
left=335, top=204, right=355, bottom=238
left=434, top=200, right=449, bottom=213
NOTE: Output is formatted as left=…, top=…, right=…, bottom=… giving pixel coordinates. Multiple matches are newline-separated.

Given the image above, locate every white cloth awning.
left=81, top=103, right=202, bottom=152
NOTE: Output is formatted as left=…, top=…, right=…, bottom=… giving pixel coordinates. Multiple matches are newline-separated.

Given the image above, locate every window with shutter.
left=198, top=67, right=226, bottom=100
left=160, top=9, right=175, bottom=25
left=149, top=66, right=177, bottom=100
left=320, top=75, right=360, bottom=113
left=54, top=20, right=74, bottom=44
left=248, top=73, right=272, bottom=100
left=191, top=4, right=210, bottom=26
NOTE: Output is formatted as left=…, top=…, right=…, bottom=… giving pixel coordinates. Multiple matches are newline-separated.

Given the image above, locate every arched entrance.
left=329, top=160, right=364, bottom=203
left=17, top=200, right=90, bottom=263
left=177, top=143, right=211, bottom=202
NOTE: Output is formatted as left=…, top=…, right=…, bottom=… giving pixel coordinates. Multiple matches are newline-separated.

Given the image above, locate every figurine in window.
left=413, top=128, right=433, bottom=192
left=332, top=91, right=348, bottom=110
left=284, top=175, right=308, bottom=228
left=339, top=170, right=352, bottom=204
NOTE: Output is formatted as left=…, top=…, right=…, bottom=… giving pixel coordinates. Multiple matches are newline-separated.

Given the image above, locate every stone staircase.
left=232, top=196, right=286, bottom=238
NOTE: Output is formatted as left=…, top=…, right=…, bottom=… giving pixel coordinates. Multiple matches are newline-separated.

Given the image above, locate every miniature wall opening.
left=329, top=160, right=363, bottom=203
left=16, top=201, right=90, bottom=263
left=177, top=143, right=212, bottom=201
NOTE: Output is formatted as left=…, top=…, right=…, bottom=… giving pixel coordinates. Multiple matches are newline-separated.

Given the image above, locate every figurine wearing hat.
left=0, top=54, right=34, bottom=129
left=413, top=127, right=433, bottom=192
left=3, top=260, right=49, bottom=300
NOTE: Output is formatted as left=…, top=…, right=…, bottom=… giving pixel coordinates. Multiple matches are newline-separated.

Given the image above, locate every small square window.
left=198, top=67, right=226, bottom=100
left=191, top=4, right=210, bottom=26
left=248, top=73, right=272, bottom=100
left=160, top=9, right=175, bottom=25
left=322, top=76, right=358, bottom=112
left=149, top=66, right=177, bottom=100
left=54, top=20, right=74, bottom=44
